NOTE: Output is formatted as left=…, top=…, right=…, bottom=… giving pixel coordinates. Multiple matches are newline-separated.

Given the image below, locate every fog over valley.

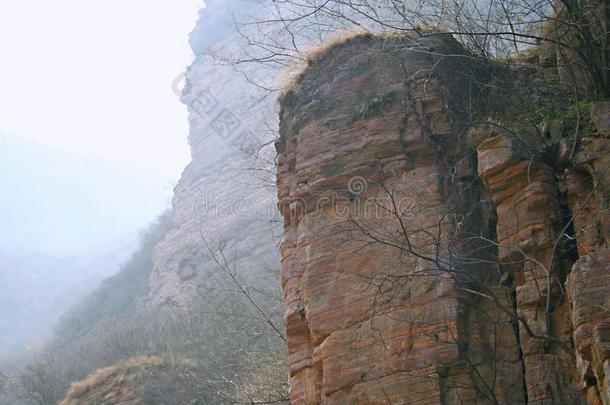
left=0, top=132, right=174, bottom=353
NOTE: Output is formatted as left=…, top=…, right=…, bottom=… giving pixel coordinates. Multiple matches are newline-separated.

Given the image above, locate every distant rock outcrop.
left=148, top=0, right=279, bottom=310
left=59, top=356, right=203, bottom=405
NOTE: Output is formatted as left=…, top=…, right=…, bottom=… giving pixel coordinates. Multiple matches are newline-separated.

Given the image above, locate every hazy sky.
left=0, top=0, right=201, bottom=178
left=0, top=1, right=204, bottom=255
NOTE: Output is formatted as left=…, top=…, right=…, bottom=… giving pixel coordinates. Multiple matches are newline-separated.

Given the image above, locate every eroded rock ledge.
left=276, top=33, right=609, bottom=404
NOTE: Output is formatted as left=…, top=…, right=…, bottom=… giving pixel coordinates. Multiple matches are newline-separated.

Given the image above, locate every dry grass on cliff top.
left=59, top=355, right=166, bottom=403
left=278, top=29, right=401, bottom=101
left=278, top=30, right=420, bottom=102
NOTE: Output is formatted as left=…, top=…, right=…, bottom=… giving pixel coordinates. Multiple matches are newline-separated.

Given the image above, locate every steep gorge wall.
left=149, top=0, right=279, bottom=305
left=277, top=33, right=610, bottom=404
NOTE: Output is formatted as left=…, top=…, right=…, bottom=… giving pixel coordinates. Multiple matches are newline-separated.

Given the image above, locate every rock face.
left=568, top=249, right=610, bottom=404
left=477, top=133, right=584, bottom=403
left=477, top=125, right=609, bottom=404
left=148, top=0, right=279, bottom=306
left=564, top=111, right=610, bottom=404
left=277, top=33, right=517, bottom=404
left=277, top=33, right=610, bottom=404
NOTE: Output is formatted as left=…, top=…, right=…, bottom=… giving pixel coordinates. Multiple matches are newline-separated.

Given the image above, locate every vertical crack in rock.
left=477, top=133, right=586, bottom=403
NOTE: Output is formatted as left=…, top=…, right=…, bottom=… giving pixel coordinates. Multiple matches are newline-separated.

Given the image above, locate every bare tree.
left=223, top=0, right=607, bottom=100
left=16, top=359, right=67, bottom=405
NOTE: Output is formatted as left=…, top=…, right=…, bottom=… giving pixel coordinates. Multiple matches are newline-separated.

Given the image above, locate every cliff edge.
left=276, top=32, right=609, bottom=404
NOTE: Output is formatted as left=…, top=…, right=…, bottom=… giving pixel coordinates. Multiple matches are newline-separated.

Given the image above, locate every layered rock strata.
left=277, top=33, right=610, bottom=404
left=477, top=103, right=610, bottom=404
left=478, top=134, right=584, bottom=403
left=565, top=104, right=610, bottom=404
left=276, top=33, right=524, bottom=404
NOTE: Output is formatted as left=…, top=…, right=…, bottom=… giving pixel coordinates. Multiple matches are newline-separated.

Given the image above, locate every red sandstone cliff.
left=276, top=33, right=609, bottom=404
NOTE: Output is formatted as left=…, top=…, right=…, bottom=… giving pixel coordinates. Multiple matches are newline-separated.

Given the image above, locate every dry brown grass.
left=58, top=355, right=168, bottom=405
left=277, top=29, right=374, bottom=100
left=277, top=30, right=413, bottom=102
left=303, top=29, right=374, bottom=64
